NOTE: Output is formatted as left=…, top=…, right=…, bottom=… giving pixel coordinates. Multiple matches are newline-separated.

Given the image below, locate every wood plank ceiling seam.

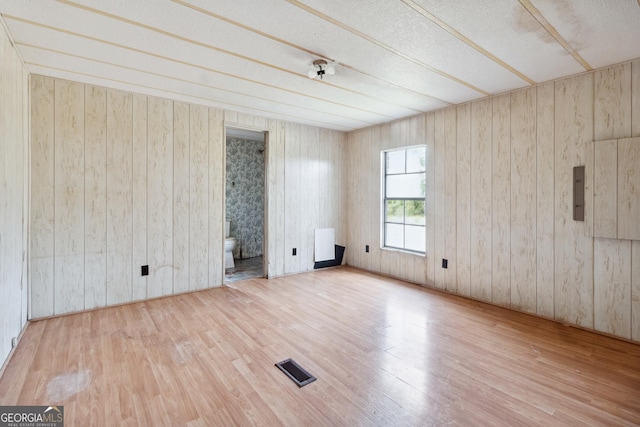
left=53, top=0, right=428, bottom=117
left=27, top=61, right=355, bottom=130
left=400, top=0, right=536, bottom=85
left=518, top=0, right=592, bottom=71
left=4, top=1, right=639, bottom=131
left=56, top=0, right=298, bottom=76
left=2, top=15, right=392, bottom=127
left=284, top=0, right=490, bottom=96
left=171, top=0, right=452, bottom=107
left=18, top=42, right=383, bottom=127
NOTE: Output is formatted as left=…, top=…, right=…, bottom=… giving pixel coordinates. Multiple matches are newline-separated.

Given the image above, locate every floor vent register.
left=275, top=358, right=317, bottom=387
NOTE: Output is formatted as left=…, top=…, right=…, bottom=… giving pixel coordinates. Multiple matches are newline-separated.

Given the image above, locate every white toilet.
left=225, top=220, right=237, bottom=270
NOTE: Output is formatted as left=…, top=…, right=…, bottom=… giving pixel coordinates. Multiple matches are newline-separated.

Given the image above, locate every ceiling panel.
left=530, top=0, right=640, bottom=69
left=180, top=0, right=484, bottom=103
left=411, top=0, right=586, bottom=83
left=291, top=0, right=531, bottom=92
left=2, top=0, right=639, bottom=131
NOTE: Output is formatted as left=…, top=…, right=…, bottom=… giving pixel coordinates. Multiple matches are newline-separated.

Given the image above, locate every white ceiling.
left=226, top=126, right=264, bottom=141
left=2, top=0, right=640, bottom=132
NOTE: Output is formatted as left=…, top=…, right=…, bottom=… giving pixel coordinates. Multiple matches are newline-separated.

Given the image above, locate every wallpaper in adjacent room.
left=226, top=137, right=265, bottom=259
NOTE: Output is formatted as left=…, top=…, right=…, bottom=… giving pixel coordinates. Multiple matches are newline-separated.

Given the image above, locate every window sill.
left=381, top=246, right=426, bottom=257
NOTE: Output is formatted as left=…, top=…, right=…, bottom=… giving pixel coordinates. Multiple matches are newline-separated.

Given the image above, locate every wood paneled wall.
left=347, top=59, right=640, bottom=343
left=0, top=22, right=29, bottom=368
left=30, top=77, right=346, bottom=318
left=223, top=112, right=346, bottom=277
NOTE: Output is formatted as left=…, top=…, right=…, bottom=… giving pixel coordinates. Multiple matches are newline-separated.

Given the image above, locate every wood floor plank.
left=1, top=267, right=640, bottom=426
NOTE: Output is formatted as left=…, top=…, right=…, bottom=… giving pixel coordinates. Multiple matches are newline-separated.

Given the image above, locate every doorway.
left=224, top=126, right=267, bottom=283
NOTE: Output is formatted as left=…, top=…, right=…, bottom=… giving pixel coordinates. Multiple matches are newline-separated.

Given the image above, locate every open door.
left=223, top=126, right=268, bottom=283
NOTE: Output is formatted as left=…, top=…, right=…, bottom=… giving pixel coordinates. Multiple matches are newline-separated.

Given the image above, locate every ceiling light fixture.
left=308, top=59, right=335, bottom=80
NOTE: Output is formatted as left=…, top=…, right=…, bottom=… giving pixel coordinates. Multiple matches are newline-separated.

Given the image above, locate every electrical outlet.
left=365, top=245, right=370, bottom=253
left=292, top=248, right=297, bottom=256
left=141, top=265, right=149, bottom=276
left=442, top=259, right=448, bottom=269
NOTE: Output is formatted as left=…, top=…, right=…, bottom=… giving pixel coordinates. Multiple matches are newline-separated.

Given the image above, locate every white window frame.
left=381, top=145, right=426, bottom=255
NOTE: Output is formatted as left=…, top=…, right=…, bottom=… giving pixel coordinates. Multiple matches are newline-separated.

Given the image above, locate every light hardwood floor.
left=1, top=267, right=639, bottom=426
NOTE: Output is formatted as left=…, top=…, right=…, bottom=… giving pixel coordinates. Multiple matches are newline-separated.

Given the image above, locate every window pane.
left=406, top=147, right=426, bottom=173
left=385, top=223, right=404, bottom=248
left=405, top=200, right=425, bottom=225
left=385, top=200, right=404, bottom=223
left=382, top=146, right=427, bottom=254
left=386, top=150, right=405, bottom=174
left=386, top=174, right=425, bottom=198
left=405, top=225, right=425, bottom=252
